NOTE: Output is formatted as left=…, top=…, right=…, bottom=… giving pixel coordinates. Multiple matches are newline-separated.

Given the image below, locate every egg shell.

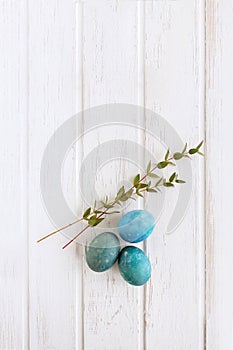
left=118, top=246, right=151, bottom=286
left=118, top=210, right=155, bottom=243
left=86, top=232, right=120, bottom=272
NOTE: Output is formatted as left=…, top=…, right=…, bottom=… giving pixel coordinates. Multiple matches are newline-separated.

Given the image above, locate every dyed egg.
left=118, top=210, right=155, bottom=243
left=86, top=232, right=120, bottom=272
left=118, top=246, right=151, bottom=286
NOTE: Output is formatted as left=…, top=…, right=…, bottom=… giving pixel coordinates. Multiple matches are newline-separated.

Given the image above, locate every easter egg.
left=118, top=246, right=151, bottom=286
left=118, top=210, right=155, bottom=243
left=86, top=232, right=120, bottom=272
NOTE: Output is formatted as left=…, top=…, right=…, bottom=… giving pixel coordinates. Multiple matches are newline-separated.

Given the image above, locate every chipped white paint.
left=0, top=1, right=232, bottom=349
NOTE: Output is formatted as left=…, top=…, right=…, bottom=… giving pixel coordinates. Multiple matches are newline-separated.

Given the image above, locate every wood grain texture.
left=81, top=2, right=144, bottom=349
left=0, top=0, right=232, bottom=349
left=144, top=1, right=205, bottom=349
left=205, top=1, right=233, bottom=349
left=0, top=1, right=28, bottom=349
left=28, top=1, right=78, bottom=349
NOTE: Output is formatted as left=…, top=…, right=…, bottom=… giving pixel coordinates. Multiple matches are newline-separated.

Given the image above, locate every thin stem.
left=62, top=158, right=175, bottom=249
left=39, top=157, right=168, bottom=245
left=37, top=218, right=83, bottom=243
left=62, top=225, right=89, bottom=249
left=62, top=200, right=116, bottom=249
left=38, top=141, right=203, bottom=249
left=37, top=202, right=109, bottom=243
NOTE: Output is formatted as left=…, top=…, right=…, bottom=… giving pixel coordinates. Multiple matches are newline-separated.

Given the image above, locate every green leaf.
left=118, top=186, right=125, bottom=197
left=182, top=143, right=187, bottom=153
left=148, top=172, right=159, bottom=178
left=169, top=172, right=176, bottom=182
left=88, top=216, right=105, bottom=227
left=115, top=186, right=125, bottom=201
left=89, top=214, right=96, bottom=220
left=146, top=161, right=152, bottom=174
left=88, top=215, right=97, bottom=226
left=189, top=148, right=198, bottom=155
left=173, top=152, right=183, bottom=160
left=136, top=190, right=144, bottom=198
left=157, top=161, right=168, bottom=169
left=93, top=218, right=105, bottom=226
left=198, top=151, right=204, bottom=156
left=165, top=149, right=170, bottom=161
left=125, top=188, right=134, bottom=197
left=101, top=201, right=114, bottom=209
left=119, top=196, right=128, bottom=202
left=158, top=161, right=175, bottom=169
left=155, top=178, right=163, bottom=186
left=147, top=188, right=157, bottom=193
left=137, top=183, right=148, bottom=189
left=197, top=140, right=204, bottom=149
left=164, top=182, right=174, bottom=187
left=83, top=207, right=91, bottom=218
left=133, top=174, right=140, bottom=186
left=176, top=179, right=186, bottom=184
left=120, top=189, right=134, bottom=202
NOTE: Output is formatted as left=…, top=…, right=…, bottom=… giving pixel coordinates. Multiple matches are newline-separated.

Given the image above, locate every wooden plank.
left=144, top=1, right=205, bottom=349
left=28, top=1, right=79, bottom=349
left=205, top=1, right=233, bottom=349
left=0, top=1, right=28, bottom=349
left=81, top=2, right=144, bottom=349
left=2, top=1, right=233, bottom=348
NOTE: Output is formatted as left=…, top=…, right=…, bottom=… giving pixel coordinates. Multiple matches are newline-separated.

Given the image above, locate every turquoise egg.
left=86, top=232, right=120, bottom=272
left=118, top=246, right=151, bottom=286
left=118, top=210, right=155, bottom=243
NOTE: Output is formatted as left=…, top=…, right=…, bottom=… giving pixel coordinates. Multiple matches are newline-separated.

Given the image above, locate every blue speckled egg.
left=118, top=246, right=151, bottom=286
left=86, top=232, right=120, bottom=272
left=118, top=210, right=155, bottom=243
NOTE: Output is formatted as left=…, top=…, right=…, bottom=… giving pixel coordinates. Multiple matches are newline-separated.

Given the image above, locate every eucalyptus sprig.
left=37, top=141, right=204, bottom=248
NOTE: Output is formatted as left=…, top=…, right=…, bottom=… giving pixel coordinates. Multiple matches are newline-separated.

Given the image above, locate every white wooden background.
left=0, top=0, right=233, bottom=349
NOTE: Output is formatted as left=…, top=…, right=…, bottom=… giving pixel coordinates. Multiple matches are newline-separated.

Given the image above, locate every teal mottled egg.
left=118, top=210, right=155, bottom=243
left=86, top=232, right=120, bottom=272
left=118, top=246, right=151, bottom=286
